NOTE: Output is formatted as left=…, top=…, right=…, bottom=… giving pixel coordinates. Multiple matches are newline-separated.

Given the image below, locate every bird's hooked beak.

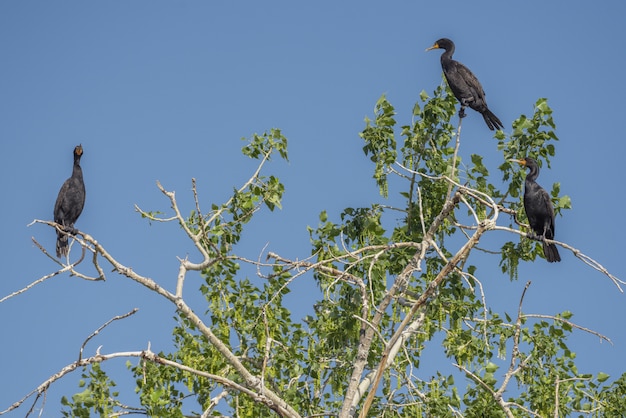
left=509, top=158, right=526, bottom=166
left=425, top=42, right=440, bottom=52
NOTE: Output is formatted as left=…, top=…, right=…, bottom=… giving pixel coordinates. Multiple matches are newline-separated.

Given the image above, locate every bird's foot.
left=459, top=107, right=467, bottom=118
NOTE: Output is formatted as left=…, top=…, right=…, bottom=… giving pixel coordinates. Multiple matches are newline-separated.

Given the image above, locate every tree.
left=2, top=87, right=625, bottom=417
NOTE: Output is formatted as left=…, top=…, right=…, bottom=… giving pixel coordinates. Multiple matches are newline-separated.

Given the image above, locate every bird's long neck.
left=440, top=46, right=454, bottom=64
left=525, top=165, right=539, bottom=183
left=73, top=158, right=83, bottom=180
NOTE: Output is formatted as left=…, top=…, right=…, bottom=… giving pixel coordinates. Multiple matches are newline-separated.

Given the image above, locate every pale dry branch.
left=523, top=314, right=611, bottom=344
left=0, top=266, right=63, bottom=304
left=448, top=404, right=465, bottom=418
left=453, top=363, right=515, bottom=418
left=359, top=212, right=489, bottom=418
left=459, top=193, right=480, bottom=225
left=175, top=256, right=188, bottom=299
left=205, top=148, right=272, bottom=227
left=264, top=251, right=372, bottom=345
left=554, top=376, right=593, bottom=418
left=344, top=191, right=463, bottom=418
left=1, top=235, right=91, bottom=304
left=155, top=180, right=213, bottom=268
left=191, top=177, right=202, bottom=219
left=352, top=315, right=387, bottom=347
left=0, top=349, right=278, bottom=416
left=385, top=311, right=426, bottom=370
left=133, top=205, right=178, bottom=222
left=263, top=251, right=367, bottom=304
left=260, top=308, right=271, bottom=390
left=492, top=225, right=625, bottom=292
left=446, top=116, right=463, bottom=200
left=497, top=281, right=531, bottom=399
left=396, top=162, right=501, bottom=221
left=458, top=270, right=490, bottom=352
left=202, top=390, right=229, bottom=418
left=417, top=185, right=427, bottom=237
left=29, top=222, right=105, bottom=281
left=78, top=309, right=139, bottom=361
left=266, top=251, right=367, bottom=291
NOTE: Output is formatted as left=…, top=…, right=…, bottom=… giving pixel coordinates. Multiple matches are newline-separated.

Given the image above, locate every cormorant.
left=54, top=145, right=86, bottom=258
left=512, top=157, right=561, bottom=263
left=426, top=38, right=504, bottom=131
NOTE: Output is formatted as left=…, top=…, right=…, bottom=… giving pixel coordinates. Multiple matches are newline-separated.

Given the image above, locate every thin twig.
left=497, top=281, right=531, bottom=399
left=78, top=309, right=139, bottom=361
left=0, top=349, right=272, bottom=416
left=446, top=116, right=462, bottom=200
left=523, top=314, right=611, bottom=344
left=491, top=225, right=624, bottom=292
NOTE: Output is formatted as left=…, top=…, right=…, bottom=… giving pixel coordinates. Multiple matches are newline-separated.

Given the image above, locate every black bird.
left=426, top=38, right=503, bottom=131
left=54, top=145, right=86, bottom=258
left=512, top=157, right=561, bottom=263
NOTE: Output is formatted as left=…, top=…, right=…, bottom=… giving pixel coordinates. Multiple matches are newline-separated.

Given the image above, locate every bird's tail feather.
left=543, top=242, right=561, bottom=263
left=482, top=109, right=504, bottom=131
left=56, top=231, right=68, bottom=258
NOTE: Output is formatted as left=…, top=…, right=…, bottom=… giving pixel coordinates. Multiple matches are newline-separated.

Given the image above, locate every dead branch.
left=492, top=225, right=624, bottom=292
left=78, top=309, right=139, bottom=361
left=0, top=348, right=275, bottom=416
left=523, top=314, right=611, bottom=344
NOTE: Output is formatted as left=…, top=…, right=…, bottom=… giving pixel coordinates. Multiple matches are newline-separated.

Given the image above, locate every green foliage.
left=61, top=364, right=123, bottom=417
left=241, top=128, right=289, bottom=162
left=360, top=94, right=398, bottom=197
left=57, top=92, right=621, bottom=418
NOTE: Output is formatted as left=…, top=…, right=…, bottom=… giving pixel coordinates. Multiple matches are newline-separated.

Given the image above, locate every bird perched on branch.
left=54, top=145, right=86, bottom=258
left=426, top=38, right=504, bottom=131
left=512, top=157, right=561, bottom=262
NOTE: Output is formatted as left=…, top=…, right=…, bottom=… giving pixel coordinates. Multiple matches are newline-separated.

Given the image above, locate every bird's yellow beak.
left=425, top=42, right=439, bottom=52
left=509, top=158, right=526, bottom=166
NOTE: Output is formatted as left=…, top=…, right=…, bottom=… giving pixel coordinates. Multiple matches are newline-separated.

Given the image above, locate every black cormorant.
left=54, top=145, right=86, bottom=258
left=513, top=157, right=561, bottom=263
left=426, top=38, right=504, bottom=131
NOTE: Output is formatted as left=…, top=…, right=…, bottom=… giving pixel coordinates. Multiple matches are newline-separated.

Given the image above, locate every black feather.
left=54, top=145, right=86, bottom=258
left=427, top=38, right=504, bottom=131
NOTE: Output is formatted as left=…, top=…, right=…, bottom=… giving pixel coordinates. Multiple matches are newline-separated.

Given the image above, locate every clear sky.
left=1, top=1, right=625, bottom=415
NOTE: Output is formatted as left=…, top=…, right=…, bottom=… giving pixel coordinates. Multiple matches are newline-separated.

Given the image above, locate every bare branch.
left=359, top=216, right=491, bottom=417
left=496, top=281, right=531, bottom=399
left=201, top=390, right=229, bottom=418
left=446, top=116, right=463, bottom=200
left=453, top=363, right=515, bottom=418
left=554, top=376, right=593, bottom=418
left=78, top=309, right=139, bottom=361
left=133, top=205, right=178, bottom=222
left=492, top=225, right=624, bottom=292
left=0, top=349, right=286, bottom=416
left=1, top=236, right=91, bottom=304
left=523, top=314, right=612, bottom=344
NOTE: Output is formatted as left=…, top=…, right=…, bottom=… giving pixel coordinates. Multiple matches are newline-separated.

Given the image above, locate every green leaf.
left=485, top=362, right=499, bottom=373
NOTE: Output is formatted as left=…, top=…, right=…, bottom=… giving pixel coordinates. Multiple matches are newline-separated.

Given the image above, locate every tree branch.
left=78, top=309, right=139, bottom=361
left=0, top=349, right=282, bottom=416
left=358, top=217, right=493, bottom=418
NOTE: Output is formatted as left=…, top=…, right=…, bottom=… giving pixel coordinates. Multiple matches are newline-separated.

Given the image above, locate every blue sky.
left=1, top=1, right=625, bottom=415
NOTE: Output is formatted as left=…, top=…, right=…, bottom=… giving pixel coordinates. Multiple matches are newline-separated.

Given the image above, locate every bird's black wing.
left=454, top=62, right=486, bottom=103
left=54, top=179, right=72, bottom=224
left=538, top=188, right=556, bottom=239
